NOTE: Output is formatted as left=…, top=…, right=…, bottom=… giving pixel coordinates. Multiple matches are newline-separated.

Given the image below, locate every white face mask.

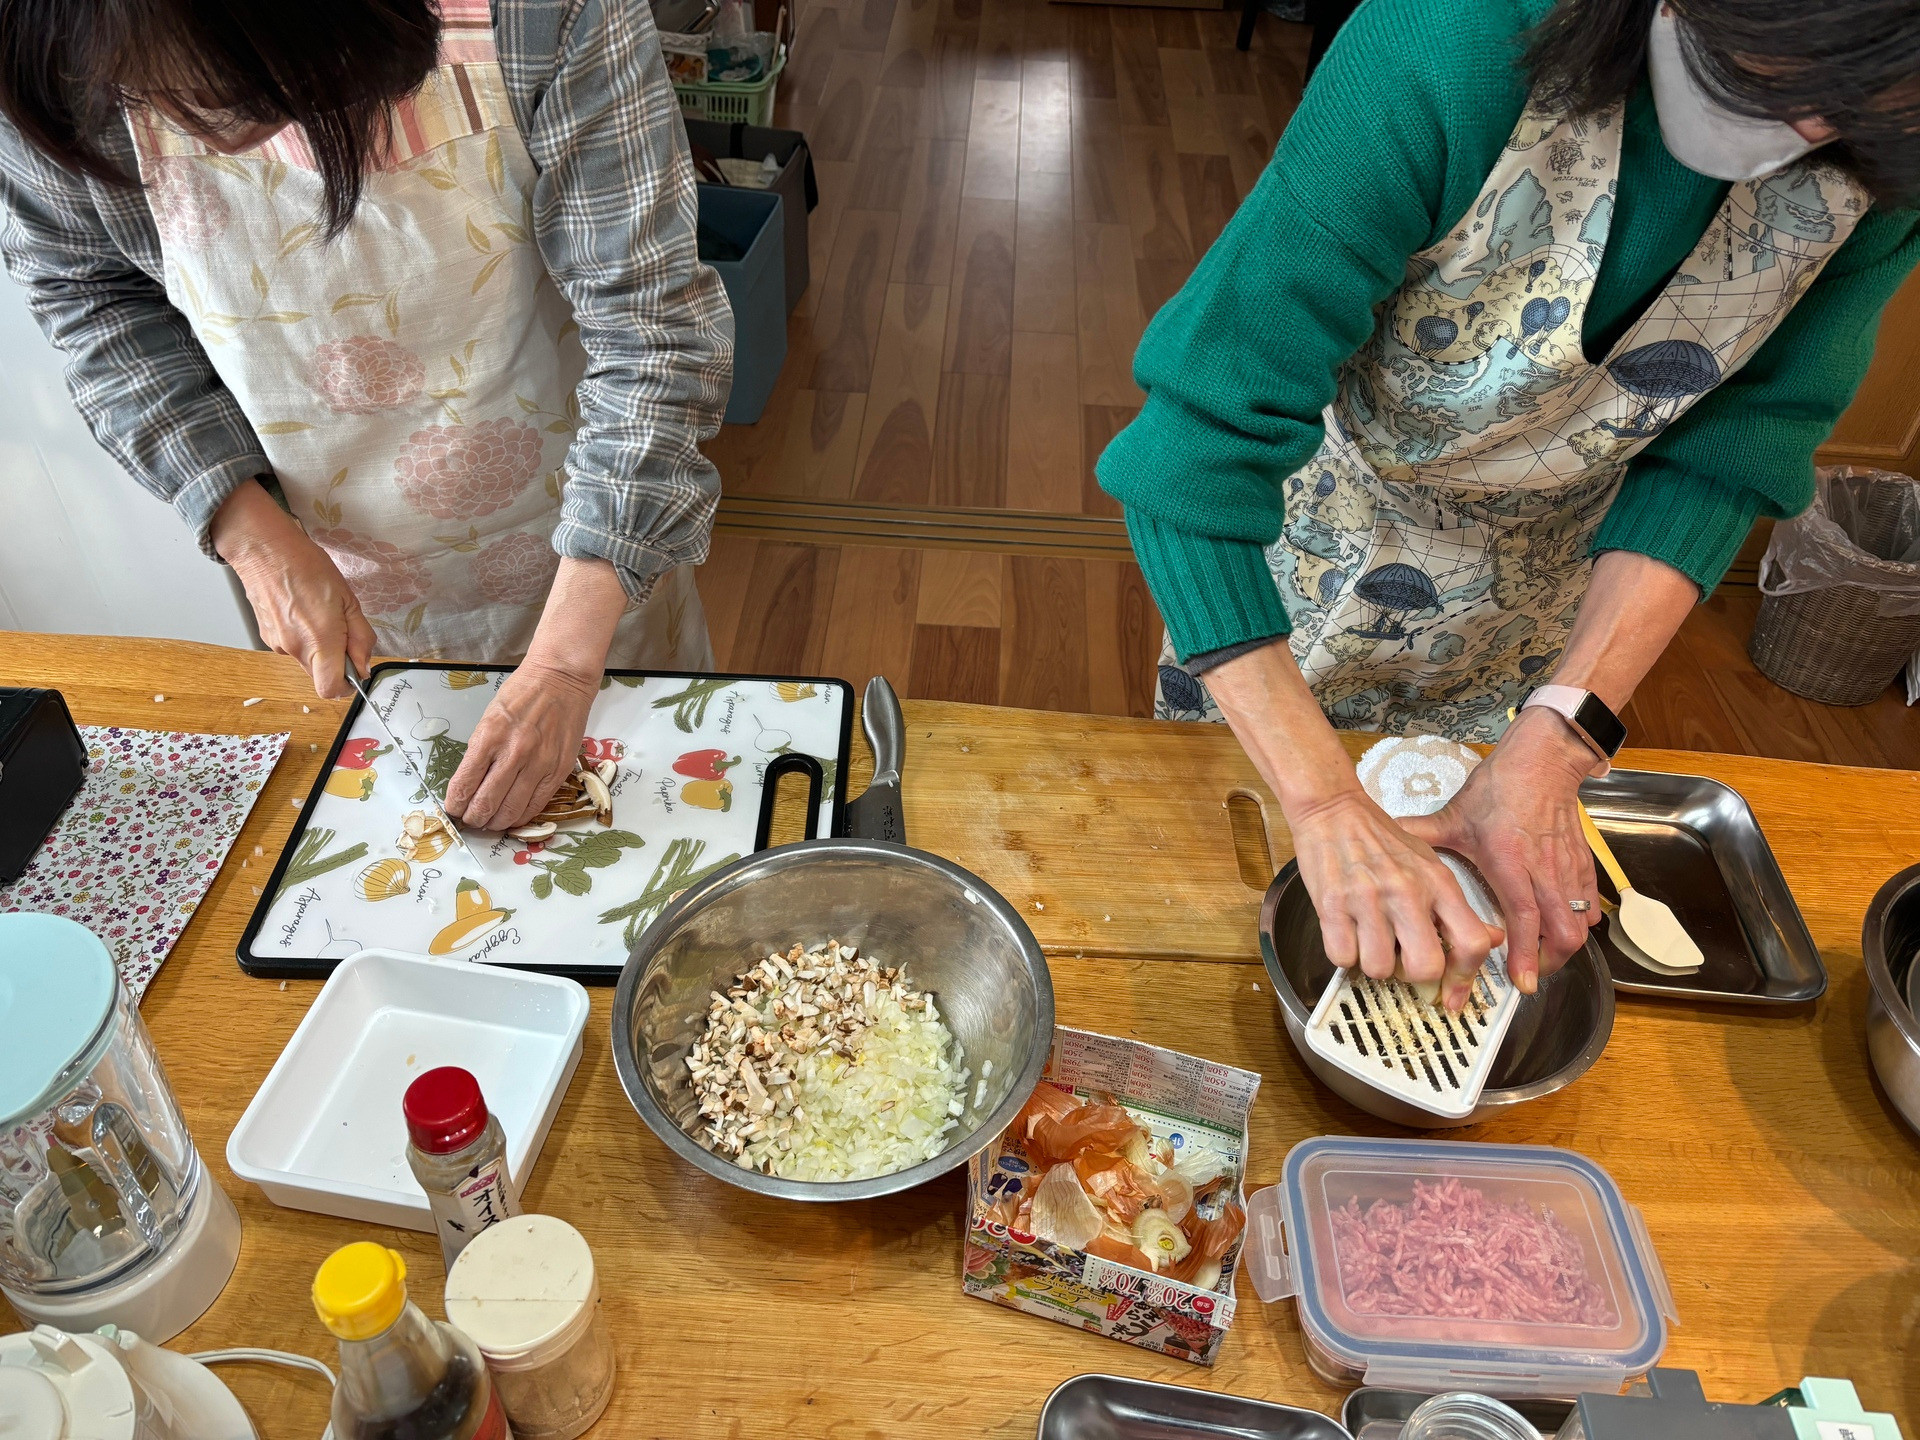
left=1647, top=5, right=1820, bottom=181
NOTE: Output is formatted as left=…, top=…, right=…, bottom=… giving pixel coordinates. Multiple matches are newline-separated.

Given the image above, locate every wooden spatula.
left=1578, top=801, right=1704, bottom=972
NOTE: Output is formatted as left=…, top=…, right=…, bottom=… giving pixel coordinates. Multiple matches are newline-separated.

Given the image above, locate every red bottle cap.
left=403, top=1066, right=489, bottom=1155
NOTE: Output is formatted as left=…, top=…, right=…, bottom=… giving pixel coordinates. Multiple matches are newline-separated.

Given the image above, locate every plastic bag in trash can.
left=1758, top=466, right=1920, bottom=701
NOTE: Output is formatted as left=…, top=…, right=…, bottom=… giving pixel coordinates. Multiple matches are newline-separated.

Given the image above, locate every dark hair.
left=0, top=0, right=441, bottom=236
left=1522, top=0, right=1920, bottom=205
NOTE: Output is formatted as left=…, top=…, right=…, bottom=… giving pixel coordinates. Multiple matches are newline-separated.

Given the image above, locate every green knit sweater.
left=1097, top=0, right=1920, bottom=662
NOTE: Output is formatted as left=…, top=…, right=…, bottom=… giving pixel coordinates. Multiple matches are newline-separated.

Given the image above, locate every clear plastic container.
left=1402, top=1392, right=1542, bottom=1440
left=1241, top=1137, right=1677, bottom=1399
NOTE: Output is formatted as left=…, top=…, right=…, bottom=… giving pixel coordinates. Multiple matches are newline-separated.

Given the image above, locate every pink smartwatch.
left=1518, top=684, right=1626, bottom=775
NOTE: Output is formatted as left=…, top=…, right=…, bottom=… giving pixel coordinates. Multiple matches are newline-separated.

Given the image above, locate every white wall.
left=0, top=270, right=256, bottom=645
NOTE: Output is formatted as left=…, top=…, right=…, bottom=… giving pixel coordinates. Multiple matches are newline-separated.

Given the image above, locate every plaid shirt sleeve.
left=500, top=0, right=735, bottom=604
left=0, top=119, right=269, bottom=555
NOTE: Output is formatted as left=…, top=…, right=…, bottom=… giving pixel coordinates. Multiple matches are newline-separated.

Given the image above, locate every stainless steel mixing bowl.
left=1259, top=860, right=1615, bottom=1128
left=610, top=839, right=1054, bottom=1200
left=1862, top=863, right=1920, bottom=1135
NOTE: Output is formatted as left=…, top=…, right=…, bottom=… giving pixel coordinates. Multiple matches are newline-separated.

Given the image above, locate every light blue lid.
left=0, top=913, right=119, bottom=1124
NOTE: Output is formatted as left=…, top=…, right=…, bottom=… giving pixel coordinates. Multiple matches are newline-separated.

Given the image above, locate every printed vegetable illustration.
left=651, top=677, right=735, bottom=732
left=442, top=670, right=492, bottom=690
left=353, top=858, right=412, bottom=901
left=413, top=732, right=468, bottom=803
left=680, top=778, right=733, bottom=812
left=335, top=738, right=391, bottom=770
left=753, top=721, right=837, bottom=797
left=597, top=674, right=646, bottom=690
left=598, top=837, right=741, bottom=946
left=430, top=878, right=513, bottom=954
left=524, top=829, right=646, bottom=899
left=673, top=749, right=740, bottom=782
left=324, top=768, right=379, bottom=801
left=774, top=682, right=817, bottom=702
left=581, top=736, right=627, bottom=763
left=275, top=828, right=369, bottom=895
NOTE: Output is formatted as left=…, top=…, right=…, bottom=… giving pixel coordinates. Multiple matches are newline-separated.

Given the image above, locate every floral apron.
left=1156, top=100, right=1868, bottom=740
left=128, top=0, right=712, bottom=669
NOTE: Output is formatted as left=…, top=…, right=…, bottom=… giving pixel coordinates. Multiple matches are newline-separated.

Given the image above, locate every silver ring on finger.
left=1568, top=899, right=1592, bottom=913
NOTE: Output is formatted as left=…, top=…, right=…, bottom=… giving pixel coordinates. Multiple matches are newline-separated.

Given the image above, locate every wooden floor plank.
left=1111, top=8, right=1170, bottom=127
left=1005, top=331, right=1085, bottom=513
left=1180, top=150, right=1238, bottom=256
left=933, top=371, right=1011, bottom=508
left=1068, top=3, right=1118, bottom=100
left=772, top=391, right=867, bottom=500
left=842, top=0, right=901, bottom=52
left=806, top=210, right=900, bottom=393
left=729, top=542, right=841, bottom=674
left=853, top=283, right=950, bottom=504
left=974, top=0, right=1022, bottom=82
left=819, top=545, right=923, bottom=694
left=943, top=197, right=1018, bottom=375
left=1001, top=554, right=1093, bottom=712
left=1085, top=557, right=1161, bottom=718
left=961, top=76, right=1022, bottom=201
left=846, top=87, right=927, bottom=212
left=892, top=136, right=966, bottom=286
left=1122, top=123, right=1194, bottom=261
left=1160, top=46, right=1226, bottom=156
left=908, top=623, right=1003, bottom=703
left=1075, top=220, right=1147, bottom=408
left=1069, top=94, right=1129, bottom=225
left=1018, top=57, right=1073, bottom=175
left=694, top=533, right=758, bottom=671
left=809, top=47, right=878, bottom=163
left=916, top=548, right=1004, bottom=628
left=1080, top=403, right=1136, bottom=519
left=1215, top=91, right=1279, bottom=201
left=1012, top=166, right=1077, bottom=335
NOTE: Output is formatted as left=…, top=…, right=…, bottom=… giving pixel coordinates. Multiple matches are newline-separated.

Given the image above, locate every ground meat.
left=1328, top=1177, right=1618, bottom=1327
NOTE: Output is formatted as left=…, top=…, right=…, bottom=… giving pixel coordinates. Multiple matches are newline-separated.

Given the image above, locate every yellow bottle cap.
left=313, top=1243, right=408, bottom=1341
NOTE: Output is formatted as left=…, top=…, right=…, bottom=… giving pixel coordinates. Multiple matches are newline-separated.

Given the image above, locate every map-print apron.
left=127, top=0, right=712, bottom=670
left=1157, top=99, right=1869, bottom=741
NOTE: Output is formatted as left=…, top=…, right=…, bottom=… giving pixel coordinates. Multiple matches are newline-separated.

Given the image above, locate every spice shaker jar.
left=444, top=1215, right=615, bottom=1440
left=405, top=1066, right=520, bottom=1271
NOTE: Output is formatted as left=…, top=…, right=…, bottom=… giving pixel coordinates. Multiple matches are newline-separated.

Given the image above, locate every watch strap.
left=1520, top=684, right=1626, bottom=775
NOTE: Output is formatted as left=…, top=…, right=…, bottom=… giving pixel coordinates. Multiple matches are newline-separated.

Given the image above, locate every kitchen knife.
left=346, top=666, right=480, bottom=864
left=838, top=675, right=905, bottom=845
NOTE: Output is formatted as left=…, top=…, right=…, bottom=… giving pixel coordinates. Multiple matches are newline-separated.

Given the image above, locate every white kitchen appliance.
left=0, top=913, right=241, bottom=1342
left=0, top=1325, right=257, bottom=1440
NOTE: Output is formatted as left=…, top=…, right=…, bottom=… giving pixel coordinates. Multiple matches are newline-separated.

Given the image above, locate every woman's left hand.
left=443, top=554, right=631, bottom=832
left=1398, top=706, right=1604, bottom=993
left=444, top=660, right=600, bottom=832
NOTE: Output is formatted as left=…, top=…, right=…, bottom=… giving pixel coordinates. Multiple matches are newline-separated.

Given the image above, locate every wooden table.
left=4, top=634, right=1917, bottom=1436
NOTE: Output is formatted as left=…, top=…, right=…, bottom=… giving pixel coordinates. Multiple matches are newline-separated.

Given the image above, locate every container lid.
left=444, top=1215, right=597, bottom=1367
left=0, top=1328, right=138, bottom=1440
left=313, top=1243, right=409, bottom=1341
left=0, top=915, right=119, bottom=1127
left=1276, top=1136, right=1676, bottom=1397
left=403, top=1066, right=489, bottom=1154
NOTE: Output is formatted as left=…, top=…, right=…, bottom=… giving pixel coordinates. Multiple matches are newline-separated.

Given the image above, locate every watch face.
left=1573, top=692, right=1627, bottom=756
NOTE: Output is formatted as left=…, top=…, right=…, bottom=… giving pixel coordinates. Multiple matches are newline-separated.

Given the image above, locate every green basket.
left=673, top=48, right=787, bottom=127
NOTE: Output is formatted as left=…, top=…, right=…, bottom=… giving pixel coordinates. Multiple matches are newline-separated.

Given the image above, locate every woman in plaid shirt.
left=0, top=0, right=734, bottom=833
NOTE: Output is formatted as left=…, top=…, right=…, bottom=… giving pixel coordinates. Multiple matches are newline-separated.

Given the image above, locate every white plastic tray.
left=227, top=948, right=589, bottom=1231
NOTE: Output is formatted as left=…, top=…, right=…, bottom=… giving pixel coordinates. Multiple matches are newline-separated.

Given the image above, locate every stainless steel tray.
left=1038, top=1374, right=1349, bottom=1439
left=1341, top=1388, right=1572, bottom=1439
left=1580, top=769, right=1824, bottom=1005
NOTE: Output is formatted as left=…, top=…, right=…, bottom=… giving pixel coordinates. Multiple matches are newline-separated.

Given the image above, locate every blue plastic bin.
left=698, top=185, right=786, bottom=425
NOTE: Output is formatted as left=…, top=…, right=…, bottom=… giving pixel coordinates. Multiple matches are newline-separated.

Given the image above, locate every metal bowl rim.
left=1862, top=862, right=1920, bottom=1052
left=610, top=837, right=1055, bottom=1202
left=1258, top=859, right=1616, bottom=1110
left=1037, top=1372, right=1347, bottom=1437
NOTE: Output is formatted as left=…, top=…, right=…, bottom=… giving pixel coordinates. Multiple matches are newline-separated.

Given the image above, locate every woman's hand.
left=211, top=477, right=374, bottom=699
left=444, top=660, right=599, bottom=831
left=1288, top=784, right=1506, bottom=1008
left=445, top=555, right=629, bottom=832
left=1399, top=706, right=1603, bottom=994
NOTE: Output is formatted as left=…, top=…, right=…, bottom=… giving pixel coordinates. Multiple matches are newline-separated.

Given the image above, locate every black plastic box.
left=0, top=688, right=87, bottom=883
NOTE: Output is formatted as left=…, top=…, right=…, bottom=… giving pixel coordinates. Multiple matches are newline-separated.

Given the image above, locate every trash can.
left=1749, top=466, right=1920, bottom=705
left=683, top=118, right=815, bottom=313
left=697, top=185, right=786, bottom=426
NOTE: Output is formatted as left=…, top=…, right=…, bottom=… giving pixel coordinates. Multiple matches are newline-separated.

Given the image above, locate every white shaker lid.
left=0, top=1327, right=138, bottom=1440
left=444, top=1214, right=597, bottom=1367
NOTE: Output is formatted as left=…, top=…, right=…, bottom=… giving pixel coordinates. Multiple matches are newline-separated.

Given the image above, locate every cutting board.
left=238, top=663, right=851, bottom=980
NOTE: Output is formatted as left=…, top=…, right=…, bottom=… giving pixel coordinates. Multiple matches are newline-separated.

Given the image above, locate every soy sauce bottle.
left=314, top=1242, right=510, bottom=1440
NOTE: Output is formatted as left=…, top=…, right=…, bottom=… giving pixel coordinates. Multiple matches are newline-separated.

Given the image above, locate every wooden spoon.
left=1578, top=801, right=1705, bottom=972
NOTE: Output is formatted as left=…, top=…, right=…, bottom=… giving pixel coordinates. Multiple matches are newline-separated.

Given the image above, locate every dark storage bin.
left=698, top=185, right=786, bottom=425
left=0, top=687, right=87, bottom=882
left=683, top=119, right=815, bottom=313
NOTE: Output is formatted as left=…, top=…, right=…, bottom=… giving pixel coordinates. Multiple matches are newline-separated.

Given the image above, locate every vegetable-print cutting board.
left=238, top=664, right=851, bottom=980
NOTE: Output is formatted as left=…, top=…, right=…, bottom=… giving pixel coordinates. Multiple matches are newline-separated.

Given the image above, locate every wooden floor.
left=693, top=0, right=1920, bottom=769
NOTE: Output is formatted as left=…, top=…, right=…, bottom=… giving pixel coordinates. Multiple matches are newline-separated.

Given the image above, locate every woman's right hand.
left=211, top=478, right=375, bottom=700
left=1201, top=639, right=1502, bottom=1009
left=1285, top=784, right=1503, bottom=1008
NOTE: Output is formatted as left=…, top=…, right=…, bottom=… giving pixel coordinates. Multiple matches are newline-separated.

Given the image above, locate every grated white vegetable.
left=743, top=978, right=966, bottom=1182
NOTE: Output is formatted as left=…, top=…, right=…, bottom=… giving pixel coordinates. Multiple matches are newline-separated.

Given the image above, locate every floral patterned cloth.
left=0, top=728, right=286, bottom=999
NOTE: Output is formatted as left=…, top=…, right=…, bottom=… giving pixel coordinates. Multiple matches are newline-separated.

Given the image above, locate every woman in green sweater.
left=1099, top=0, right=1920, bottom=1002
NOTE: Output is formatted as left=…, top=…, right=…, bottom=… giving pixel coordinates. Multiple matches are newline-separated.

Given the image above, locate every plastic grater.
left=1302, top=737, right=1521, bottom=1120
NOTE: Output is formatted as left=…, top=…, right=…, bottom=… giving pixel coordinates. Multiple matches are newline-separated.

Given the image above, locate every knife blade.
left=839, top=675, right=905, bottom=845
left=346, top=667, right=480, bottom=864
